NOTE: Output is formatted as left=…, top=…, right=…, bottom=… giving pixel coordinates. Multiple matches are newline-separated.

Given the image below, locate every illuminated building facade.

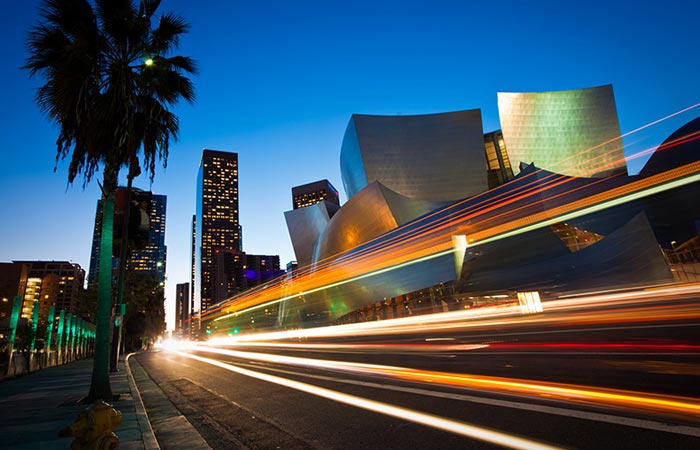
left=497, top=84, right=626, bottom=178
left=212, top=249, right=283, bottom=302
left=195, top=149, right=241, bottom=312
left=88, top=189, right=167, bottom=287
left=212, top=248, right=246, bottom=301
left=0, top=262, right=29, bottom=321
left=127, top=193, right=167, bottom=285
left=311, top=181, right=447, bottom=265
left=285, top=201, right=341, bottom=268
left=285, top=180, right=342, bottom=267
left=244, top=254, right=282, bottom=286
left=292, top=179, right=340, bottom=209
left=286, top=110, right=488, bottom=269
left=190, top=214, right=196, bottom=318
left=340, top=110, right=489, bottom=202
left=10, top=261, right=85, bottom=323
left=213, top=87, right=698, bottom=334
left=175, top=282, right=190, bottom=335
left=484, top=130, right=514, bottom=189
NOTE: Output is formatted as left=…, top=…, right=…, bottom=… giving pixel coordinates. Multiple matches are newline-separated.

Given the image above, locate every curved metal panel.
left=312, top=182, right=448, bottom=266
left=339, top=118, right=367, bottom=201
left=284, top=200, right=340, bottom=268
left=340, top=110, right=489, bottom=202
left=498, top=85, right=626, bottom=178
left=312, top=182, right=399, bottom=265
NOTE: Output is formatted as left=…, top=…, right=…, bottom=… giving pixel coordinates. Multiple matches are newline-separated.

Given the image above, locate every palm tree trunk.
left=110, top=174, right=133, bottom=372
left=88, top=165, right=117, bottom=400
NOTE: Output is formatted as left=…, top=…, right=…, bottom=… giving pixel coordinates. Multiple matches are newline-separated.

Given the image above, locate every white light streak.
left=173, top=350, right=560, bottom=450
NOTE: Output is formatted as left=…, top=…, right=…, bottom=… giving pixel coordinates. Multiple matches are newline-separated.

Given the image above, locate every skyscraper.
left=175, top=282, right=190, bottom=336
left=88, top=188, right=167, bottom=287
left=190, top=214, right=196, bottom=317
left=195, top=149, right=240, bottom=313
left=292, top=179, right=340, bottom=209
left=128, top=193, right=167, bottom=285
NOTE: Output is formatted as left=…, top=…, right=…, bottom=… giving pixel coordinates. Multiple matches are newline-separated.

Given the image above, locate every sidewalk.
left=0, top=353, right=209, bottom=450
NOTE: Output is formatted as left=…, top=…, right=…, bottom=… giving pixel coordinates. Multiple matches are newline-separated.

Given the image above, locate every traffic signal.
left=113, top=188, right=152, bottom=256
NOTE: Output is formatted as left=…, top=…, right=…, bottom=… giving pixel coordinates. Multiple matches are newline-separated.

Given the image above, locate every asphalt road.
left=136, top=292, right=700, bottom=449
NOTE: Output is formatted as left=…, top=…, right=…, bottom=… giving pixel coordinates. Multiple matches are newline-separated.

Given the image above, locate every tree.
left=25, top=0, right=195, bottom=400
left=122, top=271, right=165, bottom=351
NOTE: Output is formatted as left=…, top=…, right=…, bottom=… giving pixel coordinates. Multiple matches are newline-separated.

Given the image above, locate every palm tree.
left=25, top=0, right=195, bottom=400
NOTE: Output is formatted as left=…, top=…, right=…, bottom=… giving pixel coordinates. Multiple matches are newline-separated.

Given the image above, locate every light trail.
left=173, top=344, right=700, bottom=421
left=241, top=361, right=700, bottom=438
left=201, top=107, right=700, bottom=325
left=173, top=350, right=561, bottom=450
left=202, top=284, right=700, bottom=344
left=207, top=159, right=700, bottom=324
left=191, top=340, right=699, bottom=355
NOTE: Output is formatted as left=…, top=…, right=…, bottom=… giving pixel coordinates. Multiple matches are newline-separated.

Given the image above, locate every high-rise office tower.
left=88, top=188, right=167, bottom=287
left=175, top=282, right=190, bottom=336
left=292, top=179, right=340, bottom=209
left=190, top=214, right=196, bottom=317
left=128, top=193, right=167, bottom=285
left=244, top=254, right=282, bottom=286
left=212, top=248, right=246, bottom=302
left=195, top=149, right=241, bottom=313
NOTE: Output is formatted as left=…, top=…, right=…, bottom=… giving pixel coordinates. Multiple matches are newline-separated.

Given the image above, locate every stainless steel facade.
left=284, top=200, right=340, bottom=268
left=311, top=181, right=446, bottom=266
left=340, top=110, right=489, bottom=202
left=213, top=109, right=699, bottom=332
left=497, top=84, right=627, bottom=178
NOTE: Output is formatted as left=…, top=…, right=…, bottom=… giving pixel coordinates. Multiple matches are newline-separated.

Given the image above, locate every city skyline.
left=1, top=1, right=699, bottom=329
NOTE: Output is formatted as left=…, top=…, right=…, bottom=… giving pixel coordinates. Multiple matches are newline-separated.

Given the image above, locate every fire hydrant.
left=59, top=400, right=122, bottom=450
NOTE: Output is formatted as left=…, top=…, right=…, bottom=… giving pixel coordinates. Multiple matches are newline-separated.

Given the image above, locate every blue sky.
left=2, top=0, right=699, bottom=328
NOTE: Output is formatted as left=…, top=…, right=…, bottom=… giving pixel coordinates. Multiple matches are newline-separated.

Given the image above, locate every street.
left=136, top=288, right=700, bottom=449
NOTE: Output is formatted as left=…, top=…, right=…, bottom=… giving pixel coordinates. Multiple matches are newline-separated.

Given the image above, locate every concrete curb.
left=125, top=353, right=161, bottom=450
left=126, top=352, right=212, bottom=450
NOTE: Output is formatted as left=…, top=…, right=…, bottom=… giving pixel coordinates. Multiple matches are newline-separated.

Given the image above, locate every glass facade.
left=484, top=130, right=514, bottom=189
left=128, top=193, right=167, bottom=285
left=292, top=179, right=340, bottom=210
left=195, top=149, right=240, bottom=313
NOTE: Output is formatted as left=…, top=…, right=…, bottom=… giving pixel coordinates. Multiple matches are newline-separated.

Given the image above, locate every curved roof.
left=497, top=84, right=627, bottom=178
left=284, top=200, right=340, bottom=268
left=340, top=110, right=489, bottom=202
left=639, top=116, right=700, bottom=177
left=312, top=181, right=447, bottom=266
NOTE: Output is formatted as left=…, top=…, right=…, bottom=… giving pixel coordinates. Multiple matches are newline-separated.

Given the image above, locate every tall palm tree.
left=25, top=0, right=195, bottom=400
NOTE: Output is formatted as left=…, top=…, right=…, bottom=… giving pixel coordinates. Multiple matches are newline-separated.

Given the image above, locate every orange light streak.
left=205, top=284, right=700, bottom=343
left=202, top=107, right=700, bottom=322
left=182, top=344, right=700, bottom=420
left=174, top=350, right=561, bottom=450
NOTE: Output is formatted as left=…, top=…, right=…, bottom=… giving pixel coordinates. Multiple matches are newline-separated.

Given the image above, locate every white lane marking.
left=174, top=350, right=561, bottom=450
left=233, top=360, right=700, bottom=438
